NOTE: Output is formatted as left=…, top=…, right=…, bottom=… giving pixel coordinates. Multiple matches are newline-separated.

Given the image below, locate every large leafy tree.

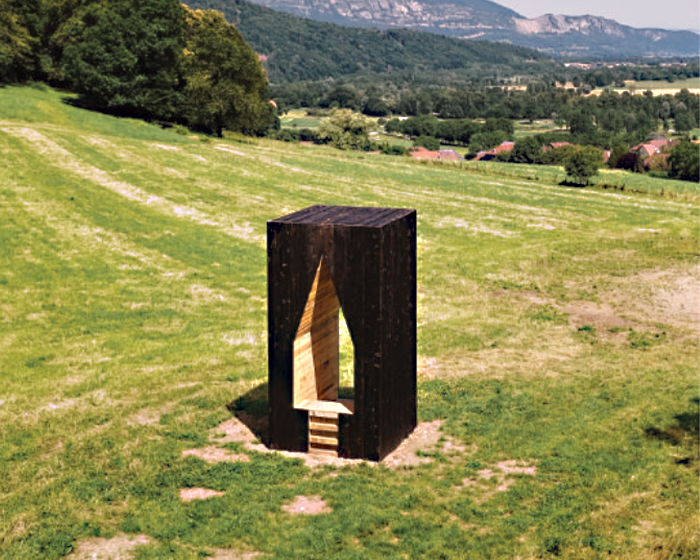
left=510, top=136, right=542, bottom=164
left=318, top=109, right=374, bottom=150
left=182, top=8, right=273, bottom=137
left=60, top=0, right=185, bottom=120
left=0, top=0, right=36, bottom=82
left=668, top=140, right=700, bottom=182
left=565, top=147, right=604, bottom=186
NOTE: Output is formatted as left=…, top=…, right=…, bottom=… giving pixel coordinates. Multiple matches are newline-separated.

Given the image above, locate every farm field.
left=513, top=119, right=566, bottom=138
left=279, top=109, right=322, bottom=129
left=600, top=78, right=700, bottom=97
left=0, top=86, right=698, bottom=560
left=621, top=78, right=700, bottom=91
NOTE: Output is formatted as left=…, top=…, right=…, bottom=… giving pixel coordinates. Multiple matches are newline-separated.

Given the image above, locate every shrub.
left=384, top=118, right=402, bottom=133
left=607, top=143, right=629, bottom=168
left=510, top=136, right=542, bottom=164
left=668, top=140, right=700, bottom=182
left=615, top=152, right=643, bottom=173
left=380, top=143, right=407, bottom=156
left=540, top=144, right=577, bottom=165
left=414, top=135, right=440, bottom=150
left=275, top=129, right=299, bottom=142
left=565, top=146, right=604, bottom=185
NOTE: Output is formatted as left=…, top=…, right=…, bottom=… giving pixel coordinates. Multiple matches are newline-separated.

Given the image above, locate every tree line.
left=0, top=0, right=275, bottom=136
left=383, top=110, right=698, bottom=181
left=385, top=115, right=514, bottom=153
left=276, top=82, right=698, bottom=149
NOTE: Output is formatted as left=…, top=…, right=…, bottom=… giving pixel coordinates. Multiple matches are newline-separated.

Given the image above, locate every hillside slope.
left=0, top=85, right=698, bottom=559
left=236, top=0, right=699, bottom=58
left=184, top=0, right=557, bottom=84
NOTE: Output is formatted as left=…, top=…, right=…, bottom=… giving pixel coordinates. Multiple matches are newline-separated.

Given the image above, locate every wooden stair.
left=308, top=411, right=339, bottom=456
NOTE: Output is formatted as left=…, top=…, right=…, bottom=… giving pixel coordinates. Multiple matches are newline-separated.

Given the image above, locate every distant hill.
left=232, top=0, right=700, bottom=59
left=184, top=0, right=558, bottom=84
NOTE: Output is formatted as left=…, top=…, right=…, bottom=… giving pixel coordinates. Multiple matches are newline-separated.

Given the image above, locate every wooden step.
left=309, top=421, right=338, bottom=433
left=308, top=411, right=340, bottom=456
left=309, top=433, right=338, bottom=447
left=308, top=445, right=338, bottom=456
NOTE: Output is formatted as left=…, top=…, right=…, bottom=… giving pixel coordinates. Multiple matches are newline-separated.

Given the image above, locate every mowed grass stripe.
left=0, top=132, right=266, bottom=408
left=1, top=126, right=264, bottom=246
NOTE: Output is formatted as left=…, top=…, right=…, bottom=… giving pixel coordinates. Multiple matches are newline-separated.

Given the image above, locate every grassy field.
left=599, top=78, right=700, bottom=97
left=0, top=86, right=698, bottom=560
left=513, top=120, right=566, bottom=138
left=620, top=79, right=700, bottom=91
left=279, top=109, right=322, bottom=129
left=464, top=161, right=700, bottom=201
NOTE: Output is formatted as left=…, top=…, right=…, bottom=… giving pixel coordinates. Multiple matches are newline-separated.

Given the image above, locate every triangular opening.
left=293, top=257, right=354, bottom=415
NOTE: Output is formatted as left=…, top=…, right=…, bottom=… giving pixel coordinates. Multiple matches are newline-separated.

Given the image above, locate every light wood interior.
left=293, top=258, right=354, bottom=417
left=308, top=411, right=340, bottom=456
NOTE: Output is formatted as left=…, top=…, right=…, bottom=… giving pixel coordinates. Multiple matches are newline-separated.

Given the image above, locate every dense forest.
left=184, top=0, right=558, bottom=85
left=0, top=0, right=275, bottom=135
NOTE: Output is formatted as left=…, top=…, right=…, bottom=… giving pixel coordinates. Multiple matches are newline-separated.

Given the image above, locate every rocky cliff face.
left=513, top=15, right=627, bottom=37
left=246, top=0, right=519, bottom=32
left=243, top=0, right=699, bottom=57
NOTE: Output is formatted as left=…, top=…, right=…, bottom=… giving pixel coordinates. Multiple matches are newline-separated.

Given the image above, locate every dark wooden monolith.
left=268, top=205, right=417, bottom=461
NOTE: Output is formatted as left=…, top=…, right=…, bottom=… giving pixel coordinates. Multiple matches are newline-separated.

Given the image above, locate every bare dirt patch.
left=126, top=406, right=169, bottom=427
left=517, top=290, right=551, bottom=306
left=209, top=417, right=468, bottom=468
left=517, top=290, right=638, bottom=339
left=180, top=488, right=225, bottom=501
left=182, top=446, right=250, bottom=464
left=458, top=460, right=537, bottom=503
left=636, top=268, right=699, bottom=328
left=563, top=301, right=633, bottom=331
left=383, top=420, right=468, bottom=468
left=67, top=533, right=151, bottom=559
left=418, top=356, right=441, bottom=379
left=281, top=495, right=331, bottom=515
left=210, top=417, right=267, bottom=452
left=497, top=265, right=699, bottom=343
left=204, top=549, right=261, bottom=560
left=496, top=459, right=537, bottom=476
left=210, top=416, right=369, bottom=468
left=563, top=300, right=639, bottom=342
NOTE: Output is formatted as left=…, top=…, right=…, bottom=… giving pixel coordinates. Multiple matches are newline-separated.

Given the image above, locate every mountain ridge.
left=240, top=0, right=699, bottom=58
left=184, top=0, right=558, bottom=84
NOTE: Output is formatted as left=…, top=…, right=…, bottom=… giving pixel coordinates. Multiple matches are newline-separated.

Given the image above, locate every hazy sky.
left=494, top=0, right=700, bottom=32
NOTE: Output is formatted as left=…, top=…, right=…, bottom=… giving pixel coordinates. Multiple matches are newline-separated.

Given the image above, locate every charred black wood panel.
left=268, top=205, right=417, bottom=461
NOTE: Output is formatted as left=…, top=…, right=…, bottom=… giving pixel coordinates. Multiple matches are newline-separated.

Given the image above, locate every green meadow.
left=617, top=78, right=700, bottom=92
left=0, top=86, right=698, bottom=559
left=512, top=120, right=565, bottom=138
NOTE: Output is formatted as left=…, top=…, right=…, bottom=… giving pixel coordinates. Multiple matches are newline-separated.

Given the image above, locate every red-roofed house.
left=410, top=146, right=441, bottom=159
left=634, top=143, right=661, bottom=158
left=473, top=141, right=515, bottom=161
left=438, top=149, right=462, bottom=160
left=632, top=138, right=677, bottom=158
left=410, top=147, right=464, bottom=160
left=544, top=142, right=572, bottom=152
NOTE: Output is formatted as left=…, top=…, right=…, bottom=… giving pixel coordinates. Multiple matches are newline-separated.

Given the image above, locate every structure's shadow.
left=645, top=397, right=699, bottom=464
left=226, top=382, right=270, bottom=446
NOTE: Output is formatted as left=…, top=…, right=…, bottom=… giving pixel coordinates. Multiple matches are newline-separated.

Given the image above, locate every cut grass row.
left=0, top=86, right=697, bottom=559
